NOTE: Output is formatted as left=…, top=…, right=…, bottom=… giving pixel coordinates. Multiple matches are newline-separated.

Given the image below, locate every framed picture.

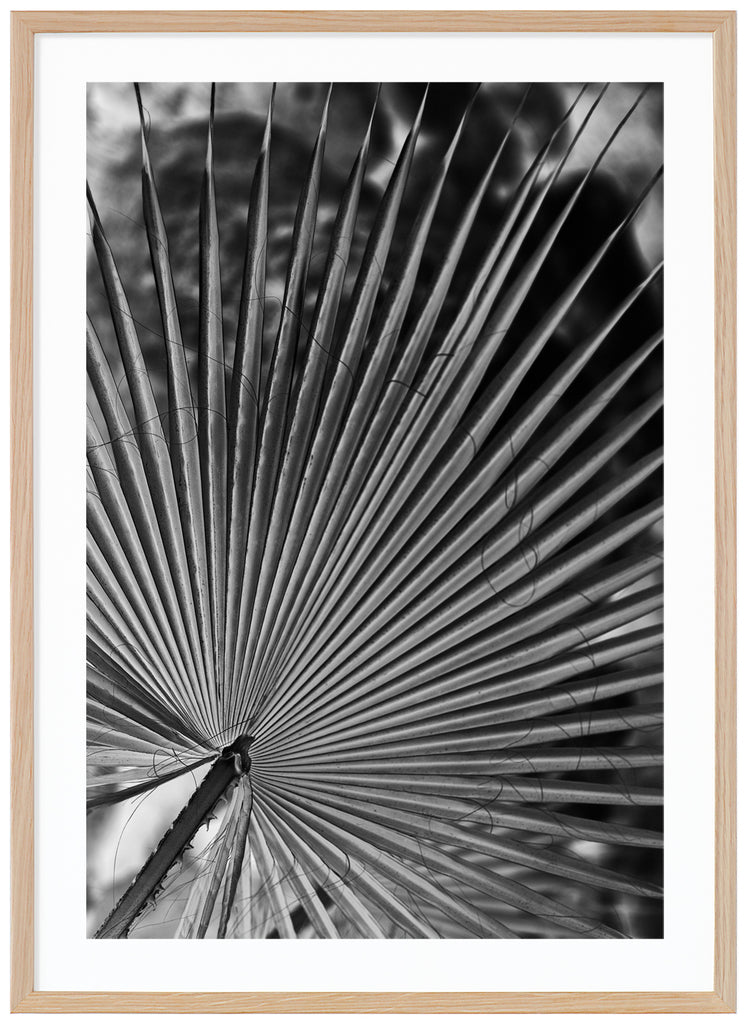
left=10, top=10, right=736, bottom=1013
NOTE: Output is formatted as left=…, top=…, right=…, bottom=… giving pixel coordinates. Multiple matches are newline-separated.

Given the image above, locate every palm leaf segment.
left=87, top=83, right=663, bottom=939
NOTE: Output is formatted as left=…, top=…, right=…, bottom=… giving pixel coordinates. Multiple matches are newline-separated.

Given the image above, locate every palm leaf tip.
left=86, top=81, right=663, bottom=940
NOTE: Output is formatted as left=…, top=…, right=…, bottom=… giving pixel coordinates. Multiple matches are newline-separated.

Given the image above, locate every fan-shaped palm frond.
left=86, top=81, right=663, bottom=940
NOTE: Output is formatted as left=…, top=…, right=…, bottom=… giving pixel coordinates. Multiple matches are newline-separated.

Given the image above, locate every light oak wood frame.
left=10, top=10, right=736, bottom=1013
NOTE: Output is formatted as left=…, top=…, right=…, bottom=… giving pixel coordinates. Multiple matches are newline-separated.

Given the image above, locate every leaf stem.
left=95, top=735, right=253, bottom=938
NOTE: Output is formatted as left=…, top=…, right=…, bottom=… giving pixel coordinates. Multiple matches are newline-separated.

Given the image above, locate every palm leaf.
left=87, top=81, right=663, bottom=939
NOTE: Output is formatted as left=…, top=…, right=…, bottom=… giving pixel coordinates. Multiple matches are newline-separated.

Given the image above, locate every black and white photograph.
left=86, top=81, right=664, bottom=940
